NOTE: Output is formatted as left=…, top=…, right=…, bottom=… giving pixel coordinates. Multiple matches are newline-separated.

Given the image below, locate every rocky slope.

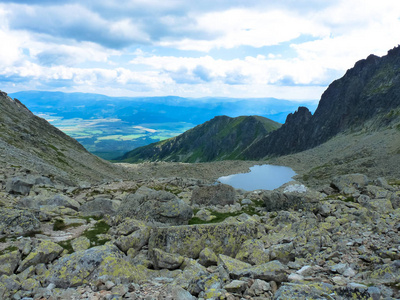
left=245, top=46, right=400, bottom=158
left=0, top=90, right=127, bottom=184
left=119, top=115, right=281, bottom=163
left=0, top=170, right=399, bottom=299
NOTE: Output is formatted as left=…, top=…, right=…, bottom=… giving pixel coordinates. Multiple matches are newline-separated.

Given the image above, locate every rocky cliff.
left=0, top=91, right=126, bottom=183
left=119, top=115, right=281, bottom=163
left=245, top=46, right=400, bottom=158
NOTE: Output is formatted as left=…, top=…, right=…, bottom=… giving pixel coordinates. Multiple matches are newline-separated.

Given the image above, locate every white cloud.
left=0, top=0, right=400, bottom=100
left=158, top=8, right=330, bottom=51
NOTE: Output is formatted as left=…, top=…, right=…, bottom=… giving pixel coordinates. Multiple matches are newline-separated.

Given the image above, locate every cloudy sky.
left=0, top=0, right=399, bottom=100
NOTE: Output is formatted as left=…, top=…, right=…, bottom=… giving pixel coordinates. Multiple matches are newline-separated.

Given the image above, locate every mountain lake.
left=217, top=164, right=297, bottom=191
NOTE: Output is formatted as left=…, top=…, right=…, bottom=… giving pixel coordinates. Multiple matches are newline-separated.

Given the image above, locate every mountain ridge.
left=123, top=45, right=400, bottom=163
left=119, top=115, right=281, bottom=163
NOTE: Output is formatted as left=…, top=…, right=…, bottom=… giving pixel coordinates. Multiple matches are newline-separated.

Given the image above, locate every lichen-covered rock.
left=191, top=183, right=236, bottom=206
left=235, top=239, right=269, bottom=265
left=0, top=208, right=40, bottom=236
left=148, top=222, right=259, bottom=258
left=390, top=191, right=400, bottom=209
left=233, top=260, right=288, bottom=283
left=19, top=194, right=80, bottom=211
left=115, top=187, right=193, bottom=225
left=359, top=198, right=393, bottom=214
left=331, top=174, right=369, bottom=194
left=42, top=194, right=80, bottom=211
left=0, top=250, right=21, bottom=276
left=80, top=198, right=120, bottom=217
left=223, top=280, right=247, bottom=293
left=195, top=208, right=216, bottom=221
left=108, top=218, right=146, bottom=235
left=18, top=240, right=64, bottom=272
left=218, top=254, right=251, bottom=275
left=244, top=279, right=271, bottom=297
left=152, top=248, right=184, bottom=270
left=172, top=259, right=208, bottom=289
left=269, top=242, right=295, bottom=264
left=188, top=273, right=222, bottom=297
left=113, top=221, right=151, bottom=253
left=164, top=285, right=195, bottom=300
left=274, top=283, right=335, bottom=300
left=44, top=244, right=150, bottom=288
left=0, top=274, right=21, bottom=292
left=71, top=236, right=91, bottom=252
left=20, top=277, right=40, bottom=291
left=198, top=247, right=218, bottom=267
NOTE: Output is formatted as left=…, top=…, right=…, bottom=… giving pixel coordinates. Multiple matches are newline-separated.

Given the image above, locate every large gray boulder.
left=191, top=184, right=236, bottom=206
left=0, top=251, right=21, bottom=276
left=44, top=244, right=150, bottom=288
left=263, top=184, right=323, bottom=212
left=18, top=240, right=64, bottom=272
left=5, top=176, right=53, bottom=196
left=113, top=219, right=151, bottom=253
left=331, top=173, right=369, bottom=194
left=5, top=177, right=33, bottom=195
left=233, top=260, right=288, bottom=283
left=18, top=194, right=80, bottom=211
left=148, top=221, right=260, bottom=258
left=80, top=197, right=120, bottom=217
left=0, top=208, right=40, bottom=236
left=115, top=186, right=192, bottom=225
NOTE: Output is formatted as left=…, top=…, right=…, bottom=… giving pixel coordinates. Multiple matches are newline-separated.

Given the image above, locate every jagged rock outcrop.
left=245, top=46, right=400, bottom=158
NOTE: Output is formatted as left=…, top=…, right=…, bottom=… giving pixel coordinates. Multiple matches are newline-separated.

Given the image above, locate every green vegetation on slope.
left=117, top=115, right=281, bottom=163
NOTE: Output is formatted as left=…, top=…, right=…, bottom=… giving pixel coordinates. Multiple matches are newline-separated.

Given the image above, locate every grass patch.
left=189, top=199, right=265, bottom=225
left=58, top=240, right=74, bottom=254
left=0, top=246, right=18, bottom=256
left=53, top=220, right=82, bottom=231
left=83, top=220, right=110, bottom=247
left=343, top=196, right=355, bottom=203
left=53, top=220, right=66, bottom=231
left=56, top=219, right=111, bottom=254
left=189, top=211, right=242, bottom=225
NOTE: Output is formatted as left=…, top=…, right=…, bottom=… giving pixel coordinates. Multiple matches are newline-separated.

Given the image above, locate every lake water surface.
left=217, top=164, right=296, bottom=191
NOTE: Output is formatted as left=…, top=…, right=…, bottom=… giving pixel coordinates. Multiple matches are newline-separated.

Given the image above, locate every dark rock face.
left=244, top=46, right=400, bottom=159
left=5, top=177, right=33, bottom=195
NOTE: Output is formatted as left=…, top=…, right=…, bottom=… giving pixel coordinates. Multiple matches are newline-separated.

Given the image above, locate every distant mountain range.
left=120, top=46, right=400, bottom=163
left=9, top=91, right=317, bottom=159
left=119, top=115, right=281, bottom=163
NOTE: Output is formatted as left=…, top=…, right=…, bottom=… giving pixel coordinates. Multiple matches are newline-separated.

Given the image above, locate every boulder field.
left=0, top=172, right=399, bottom=299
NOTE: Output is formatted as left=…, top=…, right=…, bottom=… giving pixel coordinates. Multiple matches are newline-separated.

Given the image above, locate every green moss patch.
left=58, top=240, right=74, bottom=254
left=189, top=199, right=265, bottom=225
left=0, top=246, right=18, bottom=256
left=83, top=220, right=110, bottom=247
